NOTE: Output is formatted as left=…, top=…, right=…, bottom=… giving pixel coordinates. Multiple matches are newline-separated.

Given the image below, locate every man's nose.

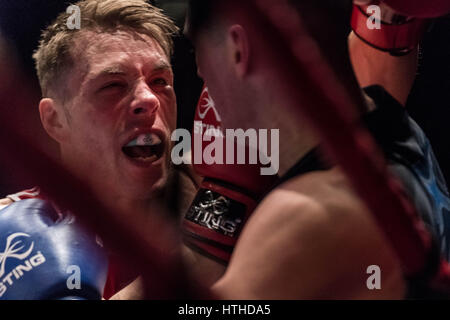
left=130, top=81, right=159, bottom=116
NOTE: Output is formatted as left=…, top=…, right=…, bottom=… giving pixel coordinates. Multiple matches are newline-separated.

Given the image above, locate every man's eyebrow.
left=82, top=66, right=127, bottom=85
left=90, top=66, right=127, bottom=79
left=152, top=62, right=172, bottom=73
left=84, top=62, right=172, bottom=84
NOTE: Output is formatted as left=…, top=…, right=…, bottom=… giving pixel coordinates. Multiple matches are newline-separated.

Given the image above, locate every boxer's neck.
left=272, top=111, right=318, bottom=178
left=240, top=89, right=319, bottom=178
left=106, top=178, right=171, bottom=218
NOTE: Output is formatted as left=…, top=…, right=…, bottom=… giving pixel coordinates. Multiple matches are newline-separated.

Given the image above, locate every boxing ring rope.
left=247, top=0, right=450, bottom=292
left=1, top=0, right=450, bottom=298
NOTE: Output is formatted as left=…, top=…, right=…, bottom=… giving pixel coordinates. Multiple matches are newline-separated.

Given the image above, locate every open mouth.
left=122, top=133, right=164, bottom=162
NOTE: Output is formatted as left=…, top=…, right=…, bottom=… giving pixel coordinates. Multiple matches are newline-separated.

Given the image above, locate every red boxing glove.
left=351, top=0, right=430, bottom=56
left=182, top=86, right=278, bottom=264
left=378, top=0, right=450, bottom=18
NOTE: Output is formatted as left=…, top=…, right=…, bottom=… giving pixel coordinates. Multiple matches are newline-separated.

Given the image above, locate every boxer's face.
left=186, top=19, right=232, bottom=122
left=51, top=31, right=176, bottom=201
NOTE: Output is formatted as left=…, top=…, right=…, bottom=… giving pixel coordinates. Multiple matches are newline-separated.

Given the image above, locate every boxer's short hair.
left=33, top=0, right=178, bottom=99
left=185, top=0, right=215, bottom=41
left=187, top=0, right=353, bottom=87
left=186, top=0, right=352, bottom=59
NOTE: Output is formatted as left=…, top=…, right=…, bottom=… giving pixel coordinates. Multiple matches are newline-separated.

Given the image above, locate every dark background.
left=0, top=0, right=449, bottom=195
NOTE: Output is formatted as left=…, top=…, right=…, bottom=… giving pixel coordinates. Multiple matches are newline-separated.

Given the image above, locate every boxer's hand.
left=182, top=86, right=278, bottom=264
left=0, top=199, right=108, bottom=299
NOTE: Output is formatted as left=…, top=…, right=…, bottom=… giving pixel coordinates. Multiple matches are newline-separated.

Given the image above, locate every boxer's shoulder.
left=258, top=168, right=366, bottom=221
left=213, top=168, right=405, bottom=299
left=244, top=168, right=385, bottom=251
left=255, top=168, right=399, bottom=249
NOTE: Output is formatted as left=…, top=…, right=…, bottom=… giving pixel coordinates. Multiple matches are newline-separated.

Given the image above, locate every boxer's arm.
left=108, top=276, right=145, bottom=300
left=211, top=171, right=405, bottom=299
left=349, top=31, right=418, bottom=106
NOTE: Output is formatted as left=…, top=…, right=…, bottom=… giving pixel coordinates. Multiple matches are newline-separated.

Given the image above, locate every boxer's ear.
left=227, top=24, right=250, bottom=78
left=39, top=98, right=69, bottom=143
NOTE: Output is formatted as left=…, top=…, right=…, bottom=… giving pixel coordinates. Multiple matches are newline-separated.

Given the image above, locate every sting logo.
left=0, top=232, right=46, bottom=298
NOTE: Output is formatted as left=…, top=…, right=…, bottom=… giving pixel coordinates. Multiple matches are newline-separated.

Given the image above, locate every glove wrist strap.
left=182, top=180, right=257, bottom=264
left=351, top=4, right=429, bottom=56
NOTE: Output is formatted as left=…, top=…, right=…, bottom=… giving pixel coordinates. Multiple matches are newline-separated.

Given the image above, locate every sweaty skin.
left=39, top=30, right=177, bottom=218
left=212, top=168, right=405, bottom=299
left=114, top=167, right=407, bottom=299
left=112, top=167, right=405, bottom=299
left=32, top=30, right=179, bottom=295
